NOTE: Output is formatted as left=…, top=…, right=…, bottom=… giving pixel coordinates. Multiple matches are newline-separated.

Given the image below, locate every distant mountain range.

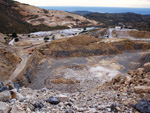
left=72, top=11, right=93, bottom=15
left=84, top=12, right=150, bottom=31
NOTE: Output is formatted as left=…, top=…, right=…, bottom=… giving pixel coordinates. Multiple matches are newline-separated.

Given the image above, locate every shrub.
left=44, top=36, right=49, bottom=42
left=12, top=32, right=17, bottom=38
left=52, top=36, right=55, bottom=40
left=14, top=38, right=19, bottom=42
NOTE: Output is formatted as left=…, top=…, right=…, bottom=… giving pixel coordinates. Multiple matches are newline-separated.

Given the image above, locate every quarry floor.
left=29, top=50, right=150, bottom=93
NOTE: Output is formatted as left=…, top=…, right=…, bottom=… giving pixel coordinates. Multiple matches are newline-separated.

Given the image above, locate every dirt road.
left=4, top=42, right=51, bottom=85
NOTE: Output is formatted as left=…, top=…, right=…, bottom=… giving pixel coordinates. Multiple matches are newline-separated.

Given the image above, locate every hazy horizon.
left=14, top=0, right=150, bottom=8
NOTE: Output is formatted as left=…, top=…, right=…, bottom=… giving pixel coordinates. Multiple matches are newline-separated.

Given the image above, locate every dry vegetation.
left=50, top=77, right=79, bottom=84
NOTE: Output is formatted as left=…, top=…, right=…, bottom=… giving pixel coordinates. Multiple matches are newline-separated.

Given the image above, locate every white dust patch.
left=55, top=65, right=120, bottom=85
left=89, top=66, right=119, bottom=82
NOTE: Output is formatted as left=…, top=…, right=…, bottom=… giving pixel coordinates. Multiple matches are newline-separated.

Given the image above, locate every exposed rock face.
left=99, top=60, right=150, bottom=96
left=39, top=35, right=150, bottom=58
left=15, top=51, right=44, bottom=86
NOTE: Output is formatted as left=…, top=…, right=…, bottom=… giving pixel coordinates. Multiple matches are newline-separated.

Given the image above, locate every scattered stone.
left=70, top=99, right=76, bottom=102
left=26, top=107, right=31, bottom=112
left=65, top=102, right=72, bottom=107
left=65, top=109, right=74, bottom=113
left=0, top=102, right=11, bottom=113
left=9, top=82, right=20, bottom=92
left=134, top=86, right=150, bottom=94
left=0, top=81, right=3, bottom=88
left=10, top=105, right=26, bottom=113
left=110, top=103, right=119, bottom=112
left=41, top=87, right=47, bottom=92
left=0, top=91, right=11, bottom=102
left=46, top=96, right=60, bottom=105
left=143, top=62, right=150, bottom=73
left=116, top=106, right=121, bottom=111
left=73, top=106, right=87, bottom=112
left=97, top=105, right=106, bottom=110
left=134, top=98, right=150, bottom=113
left=89, top=108, right=97, bottom=112
left=0, top=86, right=8, bottom=92
left=11, top=89, right=24, bottom=101
left=33, top=102, right=44, bottom=111
left=56, top=94, right=69, bottom=102
left=9, top=99, right=17, bottom=103
left=106, top=108, right=111, bottom=112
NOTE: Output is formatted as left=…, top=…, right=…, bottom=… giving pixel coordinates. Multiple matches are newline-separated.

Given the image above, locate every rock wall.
left=14, top=51, right=43, bottom=86
left=38, top=36, right=150, bottom=58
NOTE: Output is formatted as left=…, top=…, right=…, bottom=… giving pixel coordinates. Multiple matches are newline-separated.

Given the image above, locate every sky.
left=14, top=0, right=150, bottom=8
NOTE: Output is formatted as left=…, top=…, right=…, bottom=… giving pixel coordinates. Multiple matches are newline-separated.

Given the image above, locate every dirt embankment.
left=38, top=35, right=150, bottom=58
left=113, top=30, right=150, bottom=38
left=0, top=47, right=21, bottom=82
left=130, top=31, right=150, bottom=38
left=14, top=50, right=44, bottom=86
left=87, top=28, right=108, bottom=38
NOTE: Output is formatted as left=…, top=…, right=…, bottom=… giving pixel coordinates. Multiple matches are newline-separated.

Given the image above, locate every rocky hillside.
left=0, top=33, right=21, bottom=82
left=0, top=0, right=97, bottom=34
left=0, top=43, right=21, bottom=82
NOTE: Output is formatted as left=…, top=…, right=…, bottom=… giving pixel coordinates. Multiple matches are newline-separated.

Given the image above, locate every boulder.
left=0, top=102, right=11, bottom=113
left=41, top=87, right=47, bottom=92
left=0, top=91, right=11, bottom=102
left=9, top=82, right=20, bottom=92
left=56, top=94, right=69, bottom=102
left=137, top=68, right=144, bottom=76
left=46, top=96, right=60, bottom=105
left=143, top=63, right=150, bottom=73
left=0, top=86, right=9, bottom=92
left=10, top=105, right=26, bottom=113
left=134, top=98, right=150, bottom=113
left=134, top=86, right=150, bottom=94
left=33, top=102, right=44, bottom=111
left=11, top=89, right=24, bottom=101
